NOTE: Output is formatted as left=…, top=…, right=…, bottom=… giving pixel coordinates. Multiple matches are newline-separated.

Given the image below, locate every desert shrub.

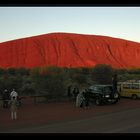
left=114, top=68, right=128, bottom=75
left=4, top=75, right=23, bottom=92
left=16, top=68, right=30, bottom=76
left=92, top=64, right=113, bottom=84
left=127, top=68, right=140, bottom=74
left=0, top=68, right=6, bottom=75
left=19, top=80, right=36, bottom=96
left=6, top=68, right=16, bottom=75
left=30, top=67, right=40, bottom=77
left=31, top=74, right=67, bottom=100
left=0, top=77, right=6, bottom=96
left=39, top=66, right=62, bottom=75
left=118, top=73, right=140, bottom=82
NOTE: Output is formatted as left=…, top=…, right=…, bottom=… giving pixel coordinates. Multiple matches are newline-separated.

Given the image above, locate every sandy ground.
left=0, top=97, right=140, bottom=132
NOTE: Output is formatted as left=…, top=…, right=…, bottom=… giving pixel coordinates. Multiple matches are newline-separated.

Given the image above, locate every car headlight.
left=105, top=95, right=110, bottom=98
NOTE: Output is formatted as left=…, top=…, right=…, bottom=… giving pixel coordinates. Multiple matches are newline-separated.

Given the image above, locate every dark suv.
left=86, top=85, right=120, bottom=105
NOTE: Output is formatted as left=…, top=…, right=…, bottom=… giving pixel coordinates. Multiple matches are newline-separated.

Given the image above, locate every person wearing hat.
left=10, top=89, right=18, bottom=100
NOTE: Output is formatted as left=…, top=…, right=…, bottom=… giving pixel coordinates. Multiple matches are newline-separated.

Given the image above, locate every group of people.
left=67, top=74, right=118, bottom=109
left=67, top=85, right=80, bottom=99
left=76, top=89, right=89, bottom=109
left=67, top=85, right=89, bottom=109
left=2, top=89, right=19, bottom=120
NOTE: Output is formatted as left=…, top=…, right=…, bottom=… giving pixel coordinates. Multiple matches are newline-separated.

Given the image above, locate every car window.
left=131, top=84, right=139, bottom=89
left=93, top=87, right=102, bottom=92
left=89, top=86, right=94, bottom=90
left=89, top=86, right=102, bottom=92
left=123, top=84, right=131, bottom=89
left=122, top=83, right=139, bottom=89
left=104, top=86, right=112, bottom=94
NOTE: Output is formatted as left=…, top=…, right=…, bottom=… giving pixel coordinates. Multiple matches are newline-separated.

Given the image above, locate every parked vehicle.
left=118, top=81, right=140, bottom=99
left=86, top=85, right=120, bottom=105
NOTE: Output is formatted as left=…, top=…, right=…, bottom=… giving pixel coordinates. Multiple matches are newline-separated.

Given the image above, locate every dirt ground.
left=1, top=97, right=140, bottom=132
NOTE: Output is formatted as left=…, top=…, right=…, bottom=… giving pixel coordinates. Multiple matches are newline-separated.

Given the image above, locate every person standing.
left=67, top=85, right=72, bottom=98
left=112, top=74, right=118, bottom=94
left=10, top=96, right=17, bottom=120
left=73, top=87, right=79, bottom=99
left=10, top=89, right=18, bottom=100
left=83, top=89, right=90, bottom=109
left=76, top=89, right=85, bottom=108
left=2, top=89, right=10, bottom=108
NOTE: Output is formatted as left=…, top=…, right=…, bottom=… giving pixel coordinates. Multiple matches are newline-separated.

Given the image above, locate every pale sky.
left=0, top=7, right=140, bottom=43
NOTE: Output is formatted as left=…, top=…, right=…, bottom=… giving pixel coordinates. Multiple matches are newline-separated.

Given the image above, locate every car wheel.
left=112, top=99, right=118, bottom=104
left=132, top=94, right=137, bottom=100
left=95, top=98, right=101, bottom=105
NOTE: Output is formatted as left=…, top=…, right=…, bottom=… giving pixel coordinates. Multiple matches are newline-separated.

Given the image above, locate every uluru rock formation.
left=0, top=32, right=140, bottom=69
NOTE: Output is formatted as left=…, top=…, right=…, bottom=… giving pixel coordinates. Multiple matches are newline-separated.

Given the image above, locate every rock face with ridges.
left=0, top=32, right=140, bottom=69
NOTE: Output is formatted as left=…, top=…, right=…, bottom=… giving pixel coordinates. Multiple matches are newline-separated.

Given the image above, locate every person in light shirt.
left=10, top=89, right=18, bottom=100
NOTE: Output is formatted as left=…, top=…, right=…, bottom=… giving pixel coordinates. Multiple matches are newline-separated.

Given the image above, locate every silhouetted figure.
left=17, top=96, right=22, bottom=107
left=2, top=89, right=10, bottom=108
left=73, top=87, right=79, bottom=99
left=83, top=89, right=90, bottom=109
left=112, top=74, right=118, bottom=94
left=67, top=85, right=72, bottom=97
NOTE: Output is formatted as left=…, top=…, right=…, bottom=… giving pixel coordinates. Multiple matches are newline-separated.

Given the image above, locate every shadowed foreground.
left=1, top=98, right=140, bottom=133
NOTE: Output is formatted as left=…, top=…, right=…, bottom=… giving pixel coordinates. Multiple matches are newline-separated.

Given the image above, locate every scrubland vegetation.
left=0, top=65, right=140, bottom=100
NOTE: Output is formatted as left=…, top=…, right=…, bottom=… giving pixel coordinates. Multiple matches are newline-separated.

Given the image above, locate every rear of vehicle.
left=87, top=85, right=119, bottom=105
left=119, top=82, right=140, bottom=99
